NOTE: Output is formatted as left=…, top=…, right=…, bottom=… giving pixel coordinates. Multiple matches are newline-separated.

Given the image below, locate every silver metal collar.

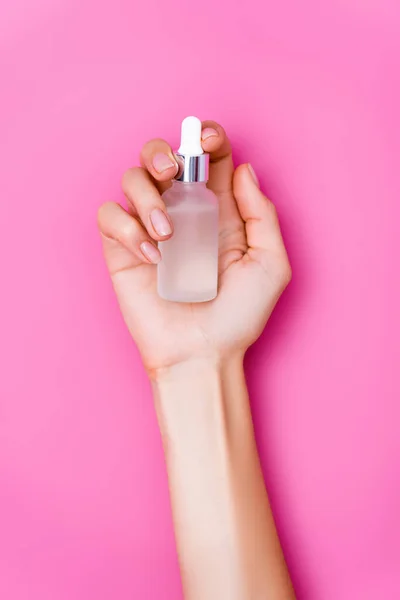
left=175, top=152, right=209, bottom=183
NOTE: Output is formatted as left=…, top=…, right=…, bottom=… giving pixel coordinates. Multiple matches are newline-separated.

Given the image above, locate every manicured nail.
left=152, top=152, right=176, bottom=174
left=201, top=127, right=218, bottom=141
left=248, top=163, right=259, bottom=188
left=150, top=208, right=172, bottom=237
left=140, top=241, right=161, bottom=264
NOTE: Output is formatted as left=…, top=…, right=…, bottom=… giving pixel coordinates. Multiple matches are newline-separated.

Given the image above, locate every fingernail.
left=152, top=152, right=176, bottom=173
left=150, top=208, right=172, bottom=237
left=201, top=127, right=218, bottom=141
left=248, top=163, right=259, bottom=188
left=140, top=241, right=161, bottom=264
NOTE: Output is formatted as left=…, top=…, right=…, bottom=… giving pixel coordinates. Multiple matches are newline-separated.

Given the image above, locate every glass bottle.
left=158, top=117, right=219, bottom=303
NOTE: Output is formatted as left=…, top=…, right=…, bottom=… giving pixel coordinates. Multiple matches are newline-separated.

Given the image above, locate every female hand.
left=98, top=120, right=291, bottom=376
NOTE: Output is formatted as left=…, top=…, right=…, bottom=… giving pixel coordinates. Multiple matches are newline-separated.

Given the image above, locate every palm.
left=110, top=196, right=280, bottom=372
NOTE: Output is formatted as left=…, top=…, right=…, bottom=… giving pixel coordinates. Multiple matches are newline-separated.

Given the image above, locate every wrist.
left=148, top=350, right=245, bottom=385
left=151, top=351, right=252, bottom=450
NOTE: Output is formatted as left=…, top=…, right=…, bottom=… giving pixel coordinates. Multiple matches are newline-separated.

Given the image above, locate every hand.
left=98, top=120, right=291, bottom=377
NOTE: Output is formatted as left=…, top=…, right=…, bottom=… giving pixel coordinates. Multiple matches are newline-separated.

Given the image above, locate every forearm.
left=152, top=356, right=294, bottom=600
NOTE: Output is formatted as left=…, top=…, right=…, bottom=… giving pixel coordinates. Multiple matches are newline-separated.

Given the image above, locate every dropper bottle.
left=157, top=116, right=219, bottom=303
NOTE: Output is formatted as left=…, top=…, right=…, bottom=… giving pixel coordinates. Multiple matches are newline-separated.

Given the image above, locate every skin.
left=98, top=120, right=295, bottom=599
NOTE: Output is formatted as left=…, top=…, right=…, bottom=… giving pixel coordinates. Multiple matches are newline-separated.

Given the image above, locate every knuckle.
left=266, top=200, right=278, bottom=220
left=279, top=257, right=292, bottom=287
left=119, top=220, right=137, bottom=243
left=121, top=166, right=146, bottom=190
left=121, top=168, right=132, bottom=190
left=141, top=138, right=170, bottom=157
left=97, top=201, right=114, bottom=229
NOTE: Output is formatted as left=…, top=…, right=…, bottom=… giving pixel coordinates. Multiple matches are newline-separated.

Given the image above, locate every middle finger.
left=122, top=167, right=173, bottom=241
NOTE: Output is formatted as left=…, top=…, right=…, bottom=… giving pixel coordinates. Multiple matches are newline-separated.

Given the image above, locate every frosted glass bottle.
left=158, top=181, right=219, bottom=303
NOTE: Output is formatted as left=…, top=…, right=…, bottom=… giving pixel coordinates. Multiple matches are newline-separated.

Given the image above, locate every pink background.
left=1, top=0, right=399, bottom=598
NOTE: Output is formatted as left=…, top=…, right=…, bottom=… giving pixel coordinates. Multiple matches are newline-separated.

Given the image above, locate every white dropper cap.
left=175, top=116, right=209, bottom=182
left=178, top=116, right=203, bottom=156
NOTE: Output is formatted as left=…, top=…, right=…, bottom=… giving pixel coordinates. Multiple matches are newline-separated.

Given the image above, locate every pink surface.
left=1, top=0, right=399, bottom=598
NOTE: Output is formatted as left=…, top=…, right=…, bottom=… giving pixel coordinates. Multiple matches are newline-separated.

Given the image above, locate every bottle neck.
left=172, top=180, right=207, bottom=188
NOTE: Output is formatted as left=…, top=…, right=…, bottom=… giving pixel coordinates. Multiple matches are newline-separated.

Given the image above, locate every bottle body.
left=158, top=181, right=219, bottom=303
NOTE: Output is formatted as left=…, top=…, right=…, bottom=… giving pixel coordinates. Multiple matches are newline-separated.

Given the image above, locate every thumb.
left=233, top=163, right=291, bottom=278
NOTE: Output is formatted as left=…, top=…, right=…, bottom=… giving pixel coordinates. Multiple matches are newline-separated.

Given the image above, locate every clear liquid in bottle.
left=158, top=182, right=218, bottom=303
